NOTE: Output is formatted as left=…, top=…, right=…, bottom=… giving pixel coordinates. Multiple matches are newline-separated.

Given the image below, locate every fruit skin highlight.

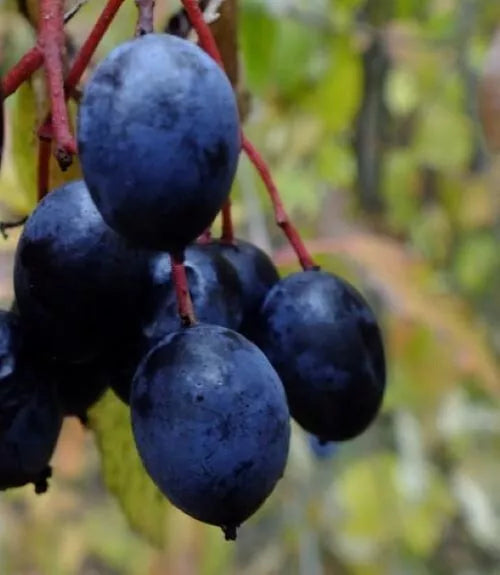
left=255, top=270, right=386, bottom=442
left=77, top=33, right=241, bottom=251
left=0, top=310, right=62, bottom=493
left=131, top=324, right=290, bottom=540
left=13, top=179, right=151, bottom=363
left=142, top=244, right=243, bottom=349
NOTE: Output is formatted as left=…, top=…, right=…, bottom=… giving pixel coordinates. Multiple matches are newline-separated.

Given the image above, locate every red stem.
left=39, top=0, right=76, bottom=169
left=36, top=0, right=126, bottom=196
left=170, top=252, right=197, bottom=327
left=180, top=0, right=223, bottom=65
left=66, top=0, right=126, bottom=91
left=180, top=0, right=313, bottom=270
left=39, top=0, right=126, bottom=129
left=181, top=0, right=238, bottom=243
left=220, top=199, right=235, bottom=243
left=2, top=48, right=44, bottom=97
left=241, top=136, right=317, bottom=270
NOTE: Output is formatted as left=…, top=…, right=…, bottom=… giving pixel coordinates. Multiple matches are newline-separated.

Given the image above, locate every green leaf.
left=454, top=234, right=499, bottom=294
left=272, top=18, right=324, bottom=99
left=240, top=3, right=278, bottom=92
left=303, top=35, right=362, bottom=133
left=273, top=163, right=323, bottom=218
left=8, top=80, right=38, bottom=212
left=413, top=105, right=473, bottom=172
left=315, top=140, right=357, bottom=188
left=382, top=150, right=420, bottom=231
left=385, top=67, right=420, bottom=117
left=410, top=205, right=453, bottom=264
left=336, top=452, right=455, bottom=558
left=88, top=391, right=169, bottom=548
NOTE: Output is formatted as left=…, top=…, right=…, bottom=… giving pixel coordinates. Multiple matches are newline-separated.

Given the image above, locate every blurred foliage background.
left=0, top=0, right=500, bottom=573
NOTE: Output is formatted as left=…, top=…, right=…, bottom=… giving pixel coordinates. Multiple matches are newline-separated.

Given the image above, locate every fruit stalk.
left=3, top=0, right=123, bottom=100
left=181, top=0, right=238, bottom=242
left=241, top=136, right=316, bottom=270
left=181, top=0, right=315, bottom=270
left=38, top=0, right=76, bottom=169
left=170, top=253, right=197, bottom=327
left=135, top=0, right=155, bottom=36
left=180, top=0, right=223, bottom=65
left=2, top=48, right=43, bottom=97
left=36, top=0, right=126, bottom=198
left=65, top=0, right=126, bottom=90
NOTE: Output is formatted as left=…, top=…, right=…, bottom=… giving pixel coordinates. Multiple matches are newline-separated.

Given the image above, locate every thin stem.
left=180, top=0, right=223, bottom=65
left=220, top=199, right=234, bottom=243
left=180, top=0, right=313, bottom=269
left=170, top=252, right=197, bottom=327
left=2, top=0, right=137, bottom=101
left=39, top=0, right=76, bottom=169
left=65, top=0, right=126, bottom=91
left=2, top=48, right=44, bottom=97
left=135, top=0, right=155, bottom=36
left=37, top=0, right=127, bottom=183
left=166, top=0, right=209, bottom=37
left=241, top=136, right=317, bottom=270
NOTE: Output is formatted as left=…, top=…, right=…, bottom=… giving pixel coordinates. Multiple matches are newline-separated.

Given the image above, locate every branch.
left=180, top=0, right=223, bottom=65
left=37, top=0, right=127, bottom=196
left=241, top=137, right=316, bottom=270
left=39, top=0, right=77, bottom=169
left=170, top=252, right=197, bottom=327
left=181, top=0, right=316, bottom=270
left=2, top=48, right=44, bottom=98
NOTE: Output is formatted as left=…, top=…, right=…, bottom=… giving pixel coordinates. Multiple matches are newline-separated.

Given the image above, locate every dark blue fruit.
left=13, top=180, right=151, bottom=363
left=77, top=33, right=241, bottom=251
left=255, top=270, right=386, bottom=442
left=49, top=360, right=109, bottom=423
left=142, top=244, right=243, bottom=351
left=110, top=244, right=244, bottom=405
left=0, top=310, right=62, bottom=493
left=131, top=324, right=290, bottom=540
left=198, top=239, right=279, bottom=338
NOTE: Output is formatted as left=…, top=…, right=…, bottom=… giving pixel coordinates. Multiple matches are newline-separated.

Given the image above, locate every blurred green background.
left=0, top=0, right=500, bottom=573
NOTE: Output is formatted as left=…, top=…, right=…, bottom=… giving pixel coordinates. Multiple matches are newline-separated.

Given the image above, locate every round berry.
left=77, top=33, right=241, bottom=251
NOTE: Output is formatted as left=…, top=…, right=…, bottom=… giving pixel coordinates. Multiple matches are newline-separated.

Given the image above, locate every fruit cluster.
left=0, top=31, right=386, bottom=540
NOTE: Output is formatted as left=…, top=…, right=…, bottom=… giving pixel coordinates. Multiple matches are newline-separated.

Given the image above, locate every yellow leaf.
left=88, top=391, right=169, bottom=548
